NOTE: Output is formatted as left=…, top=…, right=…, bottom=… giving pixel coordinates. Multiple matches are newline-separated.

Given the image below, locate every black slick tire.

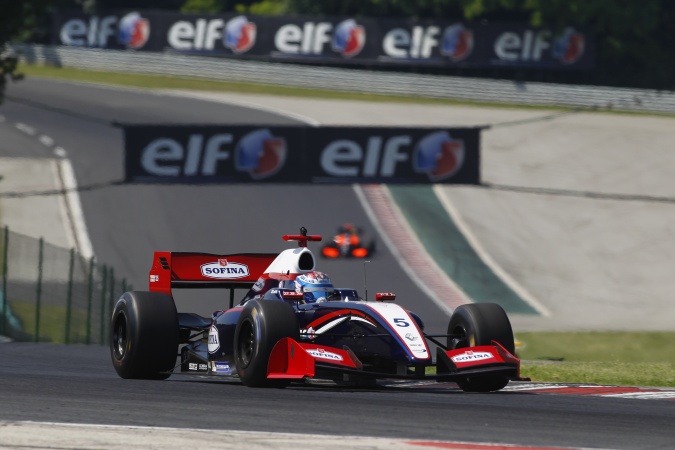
left=110, top=291, right=179, bottom=379
left=447, top=303, right=515, bottom=392
left=234, top=299, right=299, bottom=387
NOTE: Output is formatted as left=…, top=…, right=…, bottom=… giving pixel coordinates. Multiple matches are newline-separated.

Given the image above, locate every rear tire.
left=234, top=300, right=299, bottom=387
left=447, top=303, right=514, bottom=392
left=110, top=291, right=179, bottom=379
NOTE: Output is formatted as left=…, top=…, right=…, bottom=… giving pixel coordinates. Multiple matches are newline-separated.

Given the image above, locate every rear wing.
left=149, top=252, right=278, bottom=303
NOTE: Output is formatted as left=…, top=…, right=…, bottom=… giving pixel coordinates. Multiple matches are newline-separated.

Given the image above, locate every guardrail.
left=15, top=44, right=675, bottom=114
left=0, top=225, right=129, bottom=345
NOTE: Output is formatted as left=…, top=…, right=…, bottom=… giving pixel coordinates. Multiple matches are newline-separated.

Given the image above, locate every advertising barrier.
left=123, top=125, right=480, bottom=184
left=52, top=10, right=594, bottom=70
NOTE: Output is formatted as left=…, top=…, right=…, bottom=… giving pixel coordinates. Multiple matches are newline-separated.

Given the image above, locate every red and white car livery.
left=111, top=228, right=525, bottom=392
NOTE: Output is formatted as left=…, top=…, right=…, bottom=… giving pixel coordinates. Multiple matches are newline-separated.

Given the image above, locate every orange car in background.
left=321, top=224, right=376, bottom=259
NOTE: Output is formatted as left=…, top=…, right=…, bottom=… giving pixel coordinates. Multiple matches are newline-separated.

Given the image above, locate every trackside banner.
left=123, top=125, right=480, bottom=184
left=52, top=10, right=594, bottom=70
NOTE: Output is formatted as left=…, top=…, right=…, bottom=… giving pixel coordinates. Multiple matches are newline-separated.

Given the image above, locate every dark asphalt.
left=1, top=343, right=674, bottom=449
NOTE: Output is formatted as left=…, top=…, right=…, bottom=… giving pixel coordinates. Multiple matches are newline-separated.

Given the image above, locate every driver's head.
left=340, top=223, right=356, bottom=234
left=294, top=271, right=334, bottom=303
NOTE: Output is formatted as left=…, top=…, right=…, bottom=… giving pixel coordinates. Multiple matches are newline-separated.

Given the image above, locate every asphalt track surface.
left=2, top=78, right=675, bottom=449
left=0, top=343, right=674, bottom=449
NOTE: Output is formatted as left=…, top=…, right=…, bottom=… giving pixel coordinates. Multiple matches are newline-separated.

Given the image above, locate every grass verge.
left=10, top=300, right=93, bottom=345
left=517, top=332, right=675, bottom=387
left=521, top=361, right=675, bottom=387
left=15, top=63, right=584, bottom=112
left=17, top=63, right=675, bottom=118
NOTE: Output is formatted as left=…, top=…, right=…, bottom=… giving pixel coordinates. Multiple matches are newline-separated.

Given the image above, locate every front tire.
left=447, top=303, right=514, bottom=392
left=110, top=291, right=179, bottom=379
left=234, top=300, right=298, bottom=387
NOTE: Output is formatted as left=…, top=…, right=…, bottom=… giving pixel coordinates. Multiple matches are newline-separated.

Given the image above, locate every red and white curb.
left=354, top=184, right=470, bottom=314
left=503, top=382, right=675, bottom=400
left=388, top=380, right=675, bottom=400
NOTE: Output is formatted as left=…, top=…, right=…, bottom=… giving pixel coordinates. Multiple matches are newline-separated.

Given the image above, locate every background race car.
left=321, top=223, right=376, bottom=259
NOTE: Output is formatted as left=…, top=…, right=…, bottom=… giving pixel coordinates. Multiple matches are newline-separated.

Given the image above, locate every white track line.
left=15, top=122, right=36, bottom=135
left=433, top=185, right=550, bottom=316
left=55, top=152, right=94, bottom=259
left=39, top=135, right=54, bottom=147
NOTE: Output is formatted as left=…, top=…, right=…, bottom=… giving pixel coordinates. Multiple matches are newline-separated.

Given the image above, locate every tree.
left=285, top=0, right=464, bottom=19
left=0, top=0, right=39, bottom=104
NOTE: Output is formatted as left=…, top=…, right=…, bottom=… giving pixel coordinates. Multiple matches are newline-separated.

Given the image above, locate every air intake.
left=298, top=252, right=314, bottom=271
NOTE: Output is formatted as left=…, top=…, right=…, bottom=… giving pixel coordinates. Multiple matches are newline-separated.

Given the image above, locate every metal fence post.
left=99, top=264, right=108, bottom=345
left=65, top=247, right=75, bottom=345
left=2, top=226, right=8, bottom=336
left=86, top=256, right=94, bottom=345
left=35, top=238, right=44, bottom=343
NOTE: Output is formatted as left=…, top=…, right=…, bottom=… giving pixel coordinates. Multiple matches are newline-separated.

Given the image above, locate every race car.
left=110, top=228, right=525, bottom=392
left=321, top=223, right=375, bottom=259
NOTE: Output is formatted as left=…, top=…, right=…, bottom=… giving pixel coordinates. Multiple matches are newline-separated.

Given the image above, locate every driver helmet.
left=339, top=223, right=357, bottom=234
left=294, top=271, right=334, bottom=303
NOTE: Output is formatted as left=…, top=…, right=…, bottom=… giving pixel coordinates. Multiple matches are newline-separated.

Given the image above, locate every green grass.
left=517, top=332, right=675, bottom=387
left=17, top=63, right=675, bottom=118
left=521, top=361, right=675, bottom=387
left=10, top=300, right=92, bottom=344
left=12, top=63, right=591, bottom=113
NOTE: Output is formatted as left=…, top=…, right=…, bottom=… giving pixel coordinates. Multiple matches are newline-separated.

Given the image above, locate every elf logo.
left=138, top=129, right=286, bottom=180
left=59, top=13, right=149, bottom=48
left=224, top=16, right=257, bottom=54
left=275, top=19, right=366, bottom=57
left=319, top=131, right=465, bottom=181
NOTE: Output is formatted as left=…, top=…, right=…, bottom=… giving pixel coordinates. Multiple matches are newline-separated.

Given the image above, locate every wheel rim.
left=450, top=325, right=472, bottom=349
left=237, top=320, right=254, bottom=368
left=112, top=314, right=128, bottom=361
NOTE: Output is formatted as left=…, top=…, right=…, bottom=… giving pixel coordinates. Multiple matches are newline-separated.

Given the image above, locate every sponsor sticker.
left=450, top=350, right=494, bottom=363
left=300, top=326, right=316, bottom=340
left=149, top=274, right=159, bottom=282
left=208, top=325, right=221, bottom=353
left=252, top=278, right=265, bottom=292
left=213, top=362, right=231, bottom=374
left=201, top=261, right=249, bottom=279
left=189, top=362, right=208, bottom=371
left=306, top=348, right=343, bottom=361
